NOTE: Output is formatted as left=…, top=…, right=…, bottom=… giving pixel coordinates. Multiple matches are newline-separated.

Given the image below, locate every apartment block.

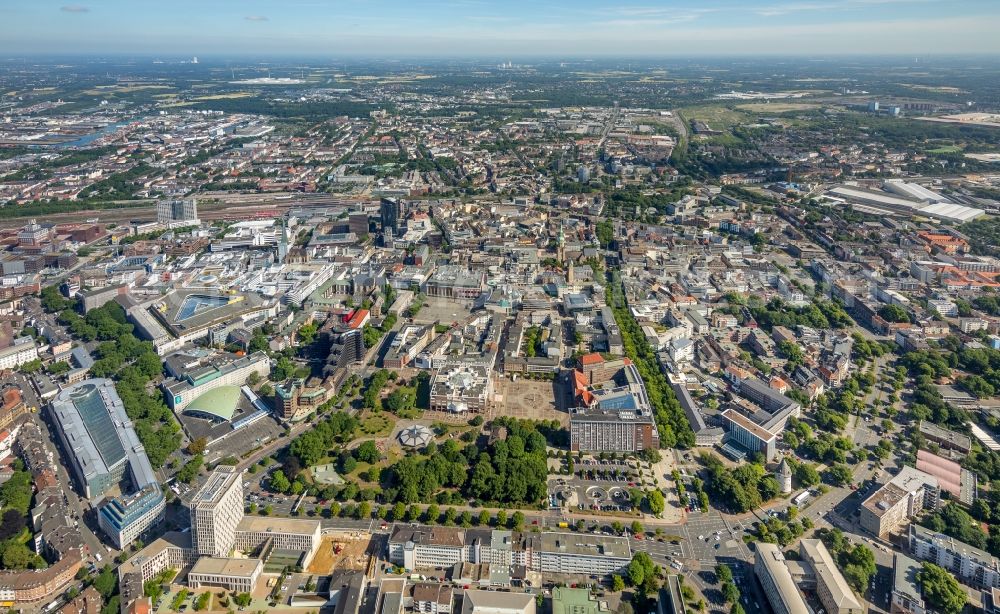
left=908, top=524, right=1000, bottom=590
left=413, top=583, right=454, bottom=614
left=0, top=338, right=38, bottom=370
left=860, top=467, right=939, bottom=538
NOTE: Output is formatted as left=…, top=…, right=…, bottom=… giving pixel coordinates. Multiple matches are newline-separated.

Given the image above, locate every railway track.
left=0, top=193, right=374, bottom=229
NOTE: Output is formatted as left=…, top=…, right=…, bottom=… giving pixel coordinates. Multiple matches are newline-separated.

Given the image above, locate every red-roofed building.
left=58, top=585, right=102, bottom=614
left=0, top=429, right=11, bottom=461
left=35, top=468, right=58, bottom=490
left=572, top=370, right=595, bottom=407
left=769, top=376, right=789, bottom=394
left=915, top=448, right=973, bottom=504
left=579, top=353, right=627, bottom=385
left=126, top=599, right=152, bottom=614
left=916, top=231, right=968, bottom=255
left=0, top=387, right=26, bottom=431
left=345, top=309, right=371, bottom=330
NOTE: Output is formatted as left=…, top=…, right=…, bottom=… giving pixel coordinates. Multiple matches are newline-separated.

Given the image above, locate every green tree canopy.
left=918, top=563, right=967, bottom=614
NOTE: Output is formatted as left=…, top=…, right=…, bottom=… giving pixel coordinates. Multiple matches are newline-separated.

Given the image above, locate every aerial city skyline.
left=2, top=2, right=1000, bottom=614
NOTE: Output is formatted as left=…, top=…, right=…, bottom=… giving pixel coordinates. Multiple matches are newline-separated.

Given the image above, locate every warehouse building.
left=826, top=185, right=984, bottom=224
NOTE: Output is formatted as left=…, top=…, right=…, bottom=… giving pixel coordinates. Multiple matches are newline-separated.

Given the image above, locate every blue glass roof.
left=70, top=384, right=126, bottom=468
left=597, top=394, right=639, bottom=411
left=176, top=294, right=229, bottom=322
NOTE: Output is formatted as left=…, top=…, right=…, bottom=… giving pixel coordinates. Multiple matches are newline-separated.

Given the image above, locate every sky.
left=2, top=0, right=1000, bottom=57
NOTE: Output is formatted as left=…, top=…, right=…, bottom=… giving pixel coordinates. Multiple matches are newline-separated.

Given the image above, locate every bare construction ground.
left=307, top=533, right=374, bottom=574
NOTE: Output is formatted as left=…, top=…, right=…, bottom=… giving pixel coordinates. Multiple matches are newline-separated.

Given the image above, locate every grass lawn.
left=337, top=446, right=406, bottom=489
left=361, top=413, right=394, bottom=436
left=193, top=92, right=254, bottom=101
left=736, top=102, right=820, bottom=113
left=679, top=104, right=751, bottom=131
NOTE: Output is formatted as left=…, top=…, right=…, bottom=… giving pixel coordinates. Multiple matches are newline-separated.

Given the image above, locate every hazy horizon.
left=3, top=0, right=1000, bottom=57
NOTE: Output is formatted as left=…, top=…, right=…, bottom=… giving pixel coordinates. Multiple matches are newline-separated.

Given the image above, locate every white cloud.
left=754, top=0, right=937, bottom=17
left=245, top=15, right=270, bottom=22
left=60, top=5, right=89, bottom=13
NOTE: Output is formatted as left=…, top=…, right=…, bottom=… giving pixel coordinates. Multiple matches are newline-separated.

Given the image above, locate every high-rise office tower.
left=380, top=197, right=404, bottom=233
left=157, top=199, right=199, bottom=224
left=188, top=466, right=244, bottom=557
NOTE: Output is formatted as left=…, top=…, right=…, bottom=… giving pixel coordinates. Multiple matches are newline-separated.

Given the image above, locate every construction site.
left=306, top=532, right=378, bottom=575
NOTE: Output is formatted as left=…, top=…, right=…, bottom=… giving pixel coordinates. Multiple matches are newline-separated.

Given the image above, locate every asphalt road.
left=30, top=407, right=110, bottom=561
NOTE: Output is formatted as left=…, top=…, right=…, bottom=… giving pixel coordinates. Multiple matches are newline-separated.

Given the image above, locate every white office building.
left=188, top=557, right=262, bottom=593
left=0, top=338, right=38, bottom=370
left=755, top=543, right=809, bottom=614
left=189, top=466, right=244, bottom=557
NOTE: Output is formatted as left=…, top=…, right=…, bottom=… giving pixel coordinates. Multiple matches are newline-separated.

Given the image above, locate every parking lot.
left=549, top=474, right=637, bottom=512
left=550, top=456, right=657, bottom=512
left=204, top=416, right=285, bottom=465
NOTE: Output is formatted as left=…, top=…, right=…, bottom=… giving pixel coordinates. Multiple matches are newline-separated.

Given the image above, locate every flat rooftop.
left=862, top=482, right=908, bottom=518
left=892, top=552, right=923, bottom=604
left=910, top=523, right=1000, bottom=568
left=190, top=466, right=240, bottom=510
left=538, top=532, right=630, bottom=560
left=152, top=288, right=268, bottom=335
left=721, top=408, right=776, bottom=442
left=190, top=556, right=262, bottom=578
left=236, top=515, right=321, bottom=535
left=552, top=587, right=607, bottom=614
left=889, top=465, right=937, bottom=493
left=390, top=525, right=465, bottom=548
left=119, top=531, right=192, bottom=576
left=918, top=421, right=971, bottom=451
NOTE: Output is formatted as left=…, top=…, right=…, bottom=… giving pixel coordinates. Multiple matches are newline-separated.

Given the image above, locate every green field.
left=679, top=105, right=751, bottom=131
left=927, top=145, right=963, bottom=154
